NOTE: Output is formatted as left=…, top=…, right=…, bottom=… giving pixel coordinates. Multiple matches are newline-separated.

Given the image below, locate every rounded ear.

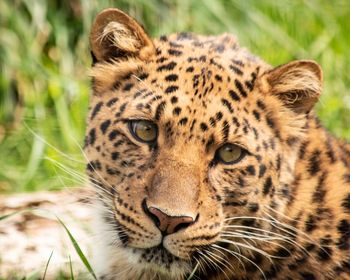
left=261, top=60, right=323, bottom=114
left=90, top=8, right=155, bottom=62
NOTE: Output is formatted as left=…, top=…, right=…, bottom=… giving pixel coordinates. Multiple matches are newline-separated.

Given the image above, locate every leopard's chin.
left=130, top=245, right=193, bottom=274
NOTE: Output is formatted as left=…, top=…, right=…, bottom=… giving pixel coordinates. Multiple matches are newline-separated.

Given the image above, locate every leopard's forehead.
left=151, top=32, right=269, bottom=87
left=92, top=33, right=273, bottom=149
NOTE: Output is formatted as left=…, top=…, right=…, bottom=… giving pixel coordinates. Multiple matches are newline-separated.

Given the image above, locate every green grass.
left=0, top=209, right=96, bottom=280
left=0, top=0, right=349, bottom=193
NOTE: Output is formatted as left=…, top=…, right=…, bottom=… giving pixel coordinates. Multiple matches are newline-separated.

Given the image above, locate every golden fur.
left=84, top=8, right=350, bottom=280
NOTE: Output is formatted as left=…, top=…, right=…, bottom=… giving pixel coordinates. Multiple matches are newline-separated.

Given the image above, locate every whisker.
left=212, top=243, right=267, bottom=280
left=210, top=244, right=245, bottom=271
left=24, top=123, right=86, bottom=164
left=204, top=249, right=232, bottom=280
left=219, top=238, right=274, bottom=262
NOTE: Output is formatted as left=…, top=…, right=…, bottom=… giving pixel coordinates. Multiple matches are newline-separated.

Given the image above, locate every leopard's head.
left=85, top=8, right=322, bottom=279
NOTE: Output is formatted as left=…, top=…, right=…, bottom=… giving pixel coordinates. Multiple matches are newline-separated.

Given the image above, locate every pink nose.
left=143, top=202, right=195, bottom=235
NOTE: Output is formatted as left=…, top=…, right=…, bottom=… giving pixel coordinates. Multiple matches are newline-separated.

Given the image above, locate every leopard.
left=84, top=8, right=350, bottom=280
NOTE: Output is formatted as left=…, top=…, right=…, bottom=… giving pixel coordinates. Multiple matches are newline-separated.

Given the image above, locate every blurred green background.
left=0, top=0, right=349, bottom=193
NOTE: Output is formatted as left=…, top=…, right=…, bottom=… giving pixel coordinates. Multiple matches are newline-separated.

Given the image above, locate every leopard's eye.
left=129, top=120, right=158, bottom=143
left=216, top=143, right=245, bottom=164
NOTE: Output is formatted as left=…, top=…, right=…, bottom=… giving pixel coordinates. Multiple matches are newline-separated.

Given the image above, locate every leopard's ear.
left=90, top=8, right=155, bottom=62
left=261, top=60, right=323, bottom=113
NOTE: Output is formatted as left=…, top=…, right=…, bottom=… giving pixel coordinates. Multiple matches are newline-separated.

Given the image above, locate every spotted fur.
left=85, top=8, right=350, bottom=280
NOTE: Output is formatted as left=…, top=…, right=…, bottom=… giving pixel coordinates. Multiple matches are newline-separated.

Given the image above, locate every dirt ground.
left=0, top=188, right=94, bottom=279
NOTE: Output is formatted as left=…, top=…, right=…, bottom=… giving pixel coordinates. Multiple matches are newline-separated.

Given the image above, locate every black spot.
left=88, top=128, right=96, bottom=145
left=264, top=264, right=279, bottom=278
left=286, top=136, right=299, bottom=147
left=168, top=49, right=182, bottom=56
left=206, top=134, right=215, bottom=151
left=256, top=100, right=266, bottom=110
left=222, top=120, right=229, bottom=141
left=214, top=44, right=225, bottom=53
left=115, top=102, right=127, bottom=117
left=177, top=32, right=193, bottom=40
left=248, top=203, right=259, bottom=212
left=200, top=122, right=208, bottom=132
left=234, top=79, right=247, bottom=98
left=231, top=59, right=244, bottom=67
left=215, top=74, right=223, bottom=82
left=344, top=173, right=350, bottom=183
left=157, top=61, right=177, bottom=71
left=156, top=57, right=167, bottom=63
left=190, top=120, right=197, bottom=131
left=109, top=130, right=118, bottom=141
left=305, top=243, right=316, bottom=252
left=138, top=72, right=149, bottom=80
left=229, top=65, right=243, bottom=75
left=178, top=118, right=188, bottom=126
left=238, top=176, right=245, bottom=187
left=173, top=107, right=182, bottom=116
left=165, top=85, right=178, bottom=94
left=113, top=140, right=124, bottom=147
left=305, top=215, right=317, bottom=232
left=155, top=101, right=167, bottom=121
left=263, top=176, right=273, bottom=195
left=121, top=73, right=132, bottom=81
left=337, top=219, right=350, bottom=250
left=223, top=200, right=247, bottom=207
left=308, top=149, right=321, bottom=175
left=170, top=96, right=178, bottom=104
left=106, top=97, right=118, bottom=107
left=299, top=141, right=309, bottom=160
left=87, top=160, right=101, bottom=172
left=300, top=272, right=316, bottom=280
left=112, top=81, right=121, bottom=90
left=91, top=101, right=103, bottom=120
left=232, top=117, right=240, bottom=127
left=221, top=98, right=234, bottom=113
left=252, top=127, right=259, bottom=140
left=274, top=247, right=291, bottom=258
left=216, top=112, right=223, bottom=121
left=123, top=83, right=133, bottom=91
left=266, top=115, right=275, bottom=129
left=317, top=245, right=332, bottom=261
left=342, top=193, right=350, bottom=213
left=111, top=152, right=119, bottom=160
left=281, top=184, right=290, bottom=197
left=165, top=74, right=178, bottom=81
left=258, top=164, right=267, bottom=178
left=186, top=66, right=194, bottom=72
left=209, top=117, right=216, bottom=127
left=229, top=90, right=240, bottom=102
left=246, top=165, right=256, bottom=176
left=312, top=172, right=327, bottom=203
left=164, top=121, right=174, bottom=138
left=252, top=110, right=260, bottom=121
left=170, top=41, right=183, bottom=48
left=100, top=120, right=111, bottom=134
left=326, top=139, right=336, bottom=164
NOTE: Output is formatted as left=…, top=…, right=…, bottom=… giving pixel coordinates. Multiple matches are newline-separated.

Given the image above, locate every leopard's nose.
left=142, top=200, right=196, bottom=235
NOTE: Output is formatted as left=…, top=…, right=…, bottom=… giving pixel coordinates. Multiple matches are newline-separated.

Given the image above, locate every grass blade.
left=43, top=250, right=54, bottom=280
left=0, top=210, right=24, bottom=221
left=69, top=255, right=75, bottom=280
left=57, top=217, right=97, bottom=280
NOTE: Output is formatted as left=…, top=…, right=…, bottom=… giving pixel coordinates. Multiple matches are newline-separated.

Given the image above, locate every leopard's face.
left=85, top=9, right=322, bottom=278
